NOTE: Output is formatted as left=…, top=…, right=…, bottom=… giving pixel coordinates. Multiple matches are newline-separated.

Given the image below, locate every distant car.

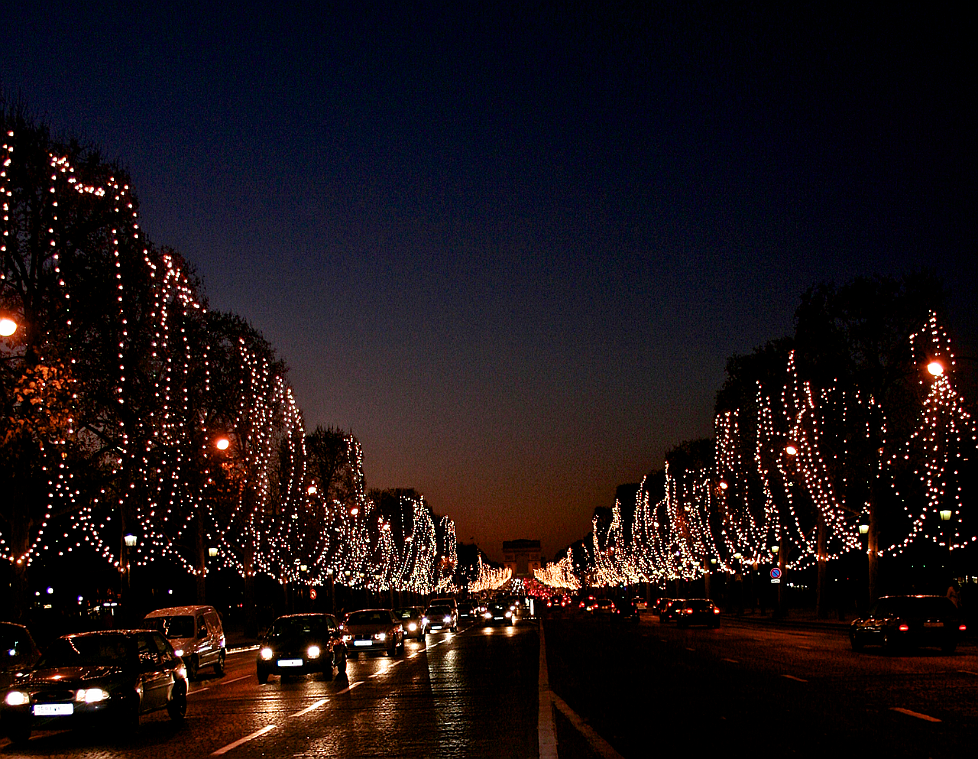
left=343, top=609, right=405, bottom=656
left=580, top=596, right=600, bottom=613
left=850, top=595, right=965, bottom=653
left=0, top=622, right=40, bottom=691
left=457, top=602, right=478, bottom=623
left=394, top=606, right=428, bottom=639
left=658, top=598, right=685, bottom=621
left=632, top=597, right=648, bottom=611
left=589, top=598, right=618, bottom=616
left=483, top=602, right=518, bottom=626
left=423, top=605, right=458, bottom=633
left=142, top=604, right=226, bottom=680
left=1, top=630, right=188, bottom=744
left=675, top=598, right=721, bottom=628
left=257, top=613, right=346, bottom=684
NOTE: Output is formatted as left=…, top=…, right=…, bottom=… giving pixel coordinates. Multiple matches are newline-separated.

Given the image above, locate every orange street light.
left=785, top=444, right=798, bottom=457
left=927, top=360, right=945, bottom=377
left=214, top=436, right=231, bottom=451
left=0, top=317, right=17, bottom=337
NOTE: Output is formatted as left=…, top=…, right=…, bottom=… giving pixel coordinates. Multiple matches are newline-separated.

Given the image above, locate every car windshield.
left=143, top=615, right=195, bottom=639
left=426, top=606, right=451, bottom=616
left=270, top=617, right=328, bottom=636
left=347, top=611, right=390, bottom=625
left=39, top=635, right=129, bottom=668
left=395, top=608, right=420, bottom=620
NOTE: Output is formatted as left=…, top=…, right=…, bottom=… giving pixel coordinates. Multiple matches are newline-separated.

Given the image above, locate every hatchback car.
left=423, top=605, right=458, bottom=633
left=483, top=602, right=518, bottom=626
left=658, top=598, right=685, bottom=621
left=850, top=595, right=965, bottom=653
left=394, top=606, right=428, bottom=639
left=257, top=613, right=346, bottom=683
left=342, top=609, right=405, bottom=656
left=2, top=630, right=188, bottom=744
left=675, top=598, right=721, bottom=628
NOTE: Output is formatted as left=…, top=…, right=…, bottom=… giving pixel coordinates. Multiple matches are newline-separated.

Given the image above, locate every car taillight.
left=898, top=624, right=910, bottom=632
left=959, top=624, right=967, bottom=632
left=713, top=608, right=720, bottom=614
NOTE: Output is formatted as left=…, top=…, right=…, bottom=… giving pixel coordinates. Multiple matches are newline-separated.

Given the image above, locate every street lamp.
left=214, top=435, right=231, bottom=451
left=0, top=317, right=17, bottom=337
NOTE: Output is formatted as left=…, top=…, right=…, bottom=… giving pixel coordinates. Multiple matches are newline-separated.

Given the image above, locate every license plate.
left=354, top=640, right=372, bottom=647
left=923, top=621, right=944, bottom=628
left=34, top=703, right=73, bottom=716
left=277, top=659, right=303, bottom=667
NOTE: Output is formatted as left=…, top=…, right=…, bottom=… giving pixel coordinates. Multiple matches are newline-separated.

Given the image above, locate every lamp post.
left=0, top=316, right=17, bottom=337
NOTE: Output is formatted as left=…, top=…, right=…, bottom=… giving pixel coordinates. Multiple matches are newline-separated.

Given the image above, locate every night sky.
left=3, top=3, right=975, bottom=562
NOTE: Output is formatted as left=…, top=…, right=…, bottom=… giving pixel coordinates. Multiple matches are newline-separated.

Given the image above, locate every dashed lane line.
left=211, top=725, right=276, bottom=756
left=291, top=698, right=329, bottom=718
left=782, top=675, right=808, bottom=682
left=891, top=708, right=941, bottom=723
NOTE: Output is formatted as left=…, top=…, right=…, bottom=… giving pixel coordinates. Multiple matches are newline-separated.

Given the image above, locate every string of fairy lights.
left=0, top=127, right=458, bottom=599
left=585, top=312, right=976, bottom=588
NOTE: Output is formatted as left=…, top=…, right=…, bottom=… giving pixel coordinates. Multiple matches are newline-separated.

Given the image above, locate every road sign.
left=770, top=567, right=782, bottom=584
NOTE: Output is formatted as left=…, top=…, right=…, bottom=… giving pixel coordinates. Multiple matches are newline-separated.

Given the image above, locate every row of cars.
left=657, top=598, right=722, bottom=628
left=0, top=604, right=227, bottom=745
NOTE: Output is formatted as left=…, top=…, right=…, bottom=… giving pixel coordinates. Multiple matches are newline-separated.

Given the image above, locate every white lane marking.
left=189, top=687, right=209, bottom=695
left=336, top=681, right=362, bottom=694
left=685, top=647, right=696, bottom=652
left=291, top=698, right=328, bottom=717
left=722, top=658, right=739, bottom=664
left=891, top=707, right=941, bottom=723
left=538, top=626, right=557, bottom=759
left=219, top=674, right=253, bottom=685
left=782, top=675, right=808, bottom=682
left=551, top=693, right=625, bottom=759
left=211, top=725, right=276, bottom=755
left=958, top=670, right=978, bottom=676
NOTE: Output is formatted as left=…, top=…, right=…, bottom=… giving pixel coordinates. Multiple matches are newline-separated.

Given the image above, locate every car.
left=589, top=598, right=618, bottom=616
left=394, top=606, right=428, bottom=639
left=257, top=613, right=346, bottom=684
left=1, top=630, right=188, bottom=744
left=142, top=604, right=226, bottom=680
left=658, top=598, right=685, bottom=621
left=675, top=598, right=721, bottom=628
left=483, top=602, right=518, bottom=626
left=457, top=602, right=478, bottom=623
left=632, top=597, right=648, bottom=611
left=850, top=595, right=965, bottom=653
left=0, top=622, right=40, bottom=691
left=342, top=609, right=405, bottom=656
left=423, top=605, right=458, bottom=632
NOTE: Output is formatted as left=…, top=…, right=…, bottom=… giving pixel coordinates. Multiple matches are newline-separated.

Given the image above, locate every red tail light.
left=959, top=624, right=967, bottom=632
left=898, top=624, right=910, bottom=632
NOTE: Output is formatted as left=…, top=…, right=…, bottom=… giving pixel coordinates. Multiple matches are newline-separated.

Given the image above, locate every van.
left=142, top=605, right=226, bottom=680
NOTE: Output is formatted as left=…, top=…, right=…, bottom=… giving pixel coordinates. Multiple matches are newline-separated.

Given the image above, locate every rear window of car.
left=143, top=615, right=196, bottom=639
left=347, top=611, right=391, bottom=625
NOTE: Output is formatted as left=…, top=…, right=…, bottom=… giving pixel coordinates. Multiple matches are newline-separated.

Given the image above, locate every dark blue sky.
left=3, top=3, right=974, bottom=561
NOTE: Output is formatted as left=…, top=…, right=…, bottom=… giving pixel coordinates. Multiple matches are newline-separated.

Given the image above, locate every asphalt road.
left=0, top=621, right=540, bottom=758
left=542, top=611, right=978, bottom=758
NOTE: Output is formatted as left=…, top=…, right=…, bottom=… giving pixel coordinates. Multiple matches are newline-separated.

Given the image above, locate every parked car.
left=342, top=609, right=405, bottom=656
left=0, top=622, right=40, bottom=691
left=850, top=595, right=965, bottom=653
left=257, top=613, right=346, bottom=684
left=394, top=606, right=428, bottom=639
left=423, top=605, right=458, bottom=633
left=1, top=630, right=188, bottom=744
left=142, top=604, right=226, bottom=680
left=675, top=598, right=721, bottom=628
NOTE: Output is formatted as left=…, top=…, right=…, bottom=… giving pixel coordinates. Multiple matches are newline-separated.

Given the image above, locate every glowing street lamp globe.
left=0, top=317, right=17, bottom=337
left=214, top=436, right=231, bottom=451
left=927, top=360, right=945, bottom=377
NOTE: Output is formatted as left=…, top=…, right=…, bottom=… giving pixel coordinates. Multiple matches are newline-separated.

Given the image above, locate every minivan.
left=142, top=605, right=226, bottom=680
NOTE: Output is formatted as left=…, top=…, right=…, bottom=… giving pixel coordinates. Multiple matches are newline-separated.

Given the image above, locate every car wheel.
left=850, top=632, right=864, bottom=651
left=187, top=655, right=199, bottom=681
left=257, top=667, right=270, bottom=684
left=214, top=649, right=226, bottom=676
left=167, top=687, right=187, bottom=722
left=5, top=718, right=31, bottom=745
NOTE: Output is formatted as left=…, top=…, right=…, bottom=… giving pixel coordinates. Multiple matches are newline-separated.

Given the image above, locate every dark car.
left=589, top=598, right=618, bottom=617
left=658, top=598, right=685, bottom=621
left=342, top=609, right=405, bottom=656
left=850, top=595, right=965, bottom=653
left=394, top=606, right=428, bottom=639
left=1, top=630, right=188, bottom=744
left=0, top=622, right=40, bottom=691
left=257, top=613, right=346, bottom=684
left=457, top=602, right=478, bottom=623
left=483, top=602, right=518, bottom=626
left=675, top=598, right=721, bottom=628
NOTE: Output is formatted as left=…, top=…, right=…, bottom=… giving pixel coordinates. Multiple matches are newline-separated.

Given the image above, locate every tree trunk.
left=816, top=517, right=828, bottom=619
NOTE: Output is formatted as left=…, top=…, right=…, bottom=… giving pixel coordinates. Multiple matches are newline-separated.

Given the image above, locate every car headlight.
left=407, top=622, right=418, bottom=631
left=373, top=632, right=386, bottom=641
left=505, top=611, right=512, bottom=618
left=421, top=617, right=429, bottom=625
left=174, top=648, right=185, bottom=658
left=260, top=647, right=274, bottom=660
left=307, top=645, right=321, bottom=659
left=342, top=634, right=352, bottom=642
left=5, top=691, right=29, bottom=707
left=76, top=688, right=109, bottom=703
left=443, top=615, right=452, bottom=624
left=483, top=612, right=492, bottom=619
